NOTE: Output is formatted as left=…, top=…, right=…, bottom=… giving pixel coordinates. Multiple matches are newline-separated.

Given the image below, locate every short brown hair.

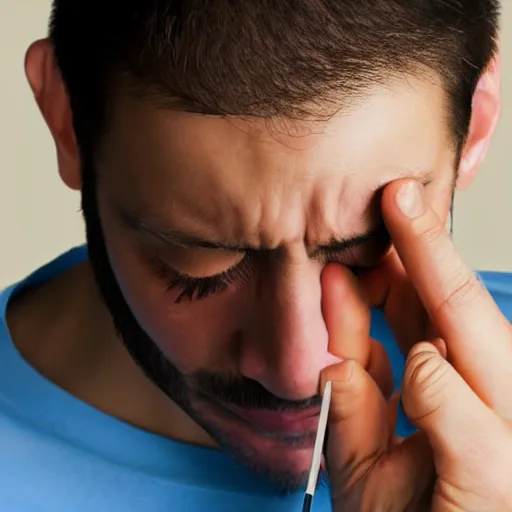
left=49, top=0, right=500, bottom=155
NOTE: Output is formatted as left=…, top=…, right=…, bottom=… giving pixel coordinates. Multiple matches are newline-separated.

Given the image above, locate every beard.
left=80, top=157, right=322, bottom=493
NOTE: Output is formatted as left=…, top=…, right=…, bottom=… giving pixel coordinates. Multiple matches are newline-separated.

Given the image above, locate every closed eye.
left=152, top=254, right=255, bottom=303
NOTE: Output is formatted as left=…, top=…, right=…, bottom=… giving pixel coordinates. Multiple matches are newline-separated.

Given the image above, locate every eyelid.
left=153, top=247, right=246, bottom=279
left=152, top=252, right=255, bottom=302
left=155, top=256, right=242, bottom=280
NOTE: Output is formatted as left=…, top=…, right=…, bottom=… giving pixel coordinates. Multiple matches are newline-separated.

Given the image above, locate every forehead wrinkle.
left=230, top=193, right=266, bottom=249
left=304, top=174, right=353, bottom=248
left=251, top=172, right=312, bottom=250
left=186, top=121, right=312, bottom=250
left=108, top=81, right=447, bottom=254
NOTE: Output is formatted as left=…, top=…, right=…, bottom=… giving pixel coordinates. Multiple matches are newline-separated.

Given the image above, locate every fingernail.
left=395, top=395, right=418, bottom=438
left=396, top=181, right=425, bottom=219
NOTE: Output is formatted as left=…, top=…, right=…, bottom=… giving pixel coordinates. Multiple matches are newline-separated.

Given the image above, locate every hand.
left=322, top=179, right=512, bottom=511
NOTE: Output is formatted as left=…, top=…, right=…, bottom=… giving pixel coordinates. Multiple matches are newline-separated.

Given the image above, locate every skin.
left=320, top=178, right=512, bottom=510
left=6, top=37, right=502, bottom=498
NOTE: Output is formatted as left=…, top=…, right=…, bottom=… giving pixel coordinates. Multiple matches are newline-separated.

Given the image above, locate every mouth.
left=195, top=391, right=321, bottom=441
left=228, top=406, right=321, bottom=435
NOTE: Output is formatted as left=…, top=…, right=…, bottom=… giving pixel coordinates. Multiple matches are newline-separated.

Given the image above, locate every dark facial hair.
left=80, top=155, right=320, bottom=492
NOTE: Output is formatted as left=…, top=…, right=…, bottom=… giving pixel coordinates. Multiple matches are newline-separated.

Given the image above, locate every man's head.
left=25, top=0, right=501, bottom=492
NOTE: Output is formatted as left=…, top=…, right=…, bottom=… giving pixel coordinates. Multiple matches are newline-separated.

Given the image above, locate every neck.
left=6, top=260, right=215, bottom=448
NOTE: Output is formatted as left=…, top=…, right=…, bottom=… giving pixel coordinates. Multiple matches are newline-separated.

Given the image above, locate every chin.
left=192, top=397, right=318, bottom=493
left=220, top=431, right=314, bottom=493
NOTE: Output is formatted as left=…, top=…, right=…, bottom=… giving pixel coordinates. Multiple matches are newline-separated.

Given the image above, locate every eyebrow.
left=117, top=205, right=390, bottom=256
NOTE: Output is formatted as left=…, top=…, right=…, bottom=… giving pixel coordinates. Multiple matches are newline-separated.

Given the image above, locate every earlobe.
left=25, top=39, right=81, bottom=191
left=456, top=53, right=502, bottom=191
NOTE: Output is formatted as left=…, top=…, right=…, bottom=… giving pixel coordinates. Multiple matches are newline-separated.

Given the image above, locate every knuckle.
left=410, top=213, right=484, bottom=315
left=434, top=267, right=482, bottom=316
left=406, top=344, right=447, bottom=393
left=403, top=344, right=450, bottom=419
left=413, top=215, right=445, bottom=246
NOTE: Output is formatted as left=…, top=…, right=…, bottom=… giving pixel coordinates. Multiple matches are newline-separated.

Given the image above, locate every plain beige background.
left=0, top=1, right=510, bottom=287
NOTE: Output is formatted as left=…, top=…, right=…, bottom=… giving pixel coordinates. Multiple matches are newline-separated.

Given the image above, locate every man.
left=2, top=0, right=512, bottom=510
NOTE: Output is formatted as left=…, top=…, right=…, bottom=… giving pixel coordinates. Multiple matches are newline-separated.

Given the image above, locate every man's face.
left=85, top=76, right=456, bottom=491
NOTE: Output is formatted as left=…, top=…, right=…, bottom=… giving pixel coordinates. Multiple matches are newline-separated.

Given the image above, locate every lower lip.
left=227, top=406, right=321, bottom=435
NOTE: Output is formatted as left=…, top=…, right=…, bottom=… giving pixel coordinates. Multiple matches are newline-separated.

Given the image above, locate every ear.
left=25, top=39, right=81, bottom=191
left=456, top=52, right=502, bottom=191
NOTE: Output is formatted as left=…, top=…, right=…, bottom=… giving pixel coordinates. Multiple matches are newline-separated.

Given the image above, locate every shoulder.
left=477, top=271, right=512, bottom=320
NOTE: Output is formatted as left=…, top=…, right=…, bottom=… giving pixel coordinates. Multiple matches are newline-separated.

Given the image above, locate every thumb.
left=401, top=342, right=500, bottom=463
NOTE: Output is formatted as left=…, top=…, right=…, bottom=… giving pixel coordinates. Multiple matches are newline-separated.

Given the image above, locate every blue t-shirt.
left=1, top=246, right=512, bottom=511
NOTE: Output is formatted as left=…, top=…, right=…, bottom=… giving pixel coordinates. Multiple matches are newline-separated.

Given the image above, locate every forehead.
left=99, top=76, right=455, bottom=246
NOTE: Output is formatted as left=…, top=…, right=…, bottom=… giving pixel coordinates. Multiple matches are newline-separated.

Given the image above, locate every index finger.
left=381, top=179, right=512, bottom=416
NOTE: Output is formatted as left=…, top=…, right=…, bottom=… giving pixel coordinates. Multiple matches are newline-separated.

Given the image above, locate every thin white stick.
left=305, top=380, right=332, bottom=496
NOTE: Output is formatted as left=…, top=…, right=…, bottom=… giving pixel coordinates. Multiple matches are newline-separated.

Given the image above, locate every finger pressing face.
left=322, top=263, right=393, bottom=395
left=381, top=179, right=512, bottom=417
left=321, top=264, right=371, bottom=366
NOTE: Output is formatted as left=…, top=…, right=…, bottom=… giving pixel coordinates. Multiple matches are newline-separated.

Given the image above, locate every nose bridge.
left=240, top=259, right=339, bottom=400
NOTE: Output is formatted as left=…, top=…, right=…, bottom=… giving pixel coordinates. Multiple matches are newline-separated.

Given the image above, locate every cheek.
left=102, top=223, right=247, bottom=372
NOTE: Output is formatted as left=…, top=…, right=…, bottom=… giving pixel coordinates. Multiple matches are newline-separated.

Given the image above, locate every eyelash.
left=153, top=247, right=372, bottom=304
left=153, top=255, right=254, bottom=303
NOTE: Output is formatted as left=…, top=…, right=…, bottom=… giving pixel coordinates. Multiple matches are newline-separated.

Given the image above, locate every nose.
left=239, top=259, right=341, bottom=401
